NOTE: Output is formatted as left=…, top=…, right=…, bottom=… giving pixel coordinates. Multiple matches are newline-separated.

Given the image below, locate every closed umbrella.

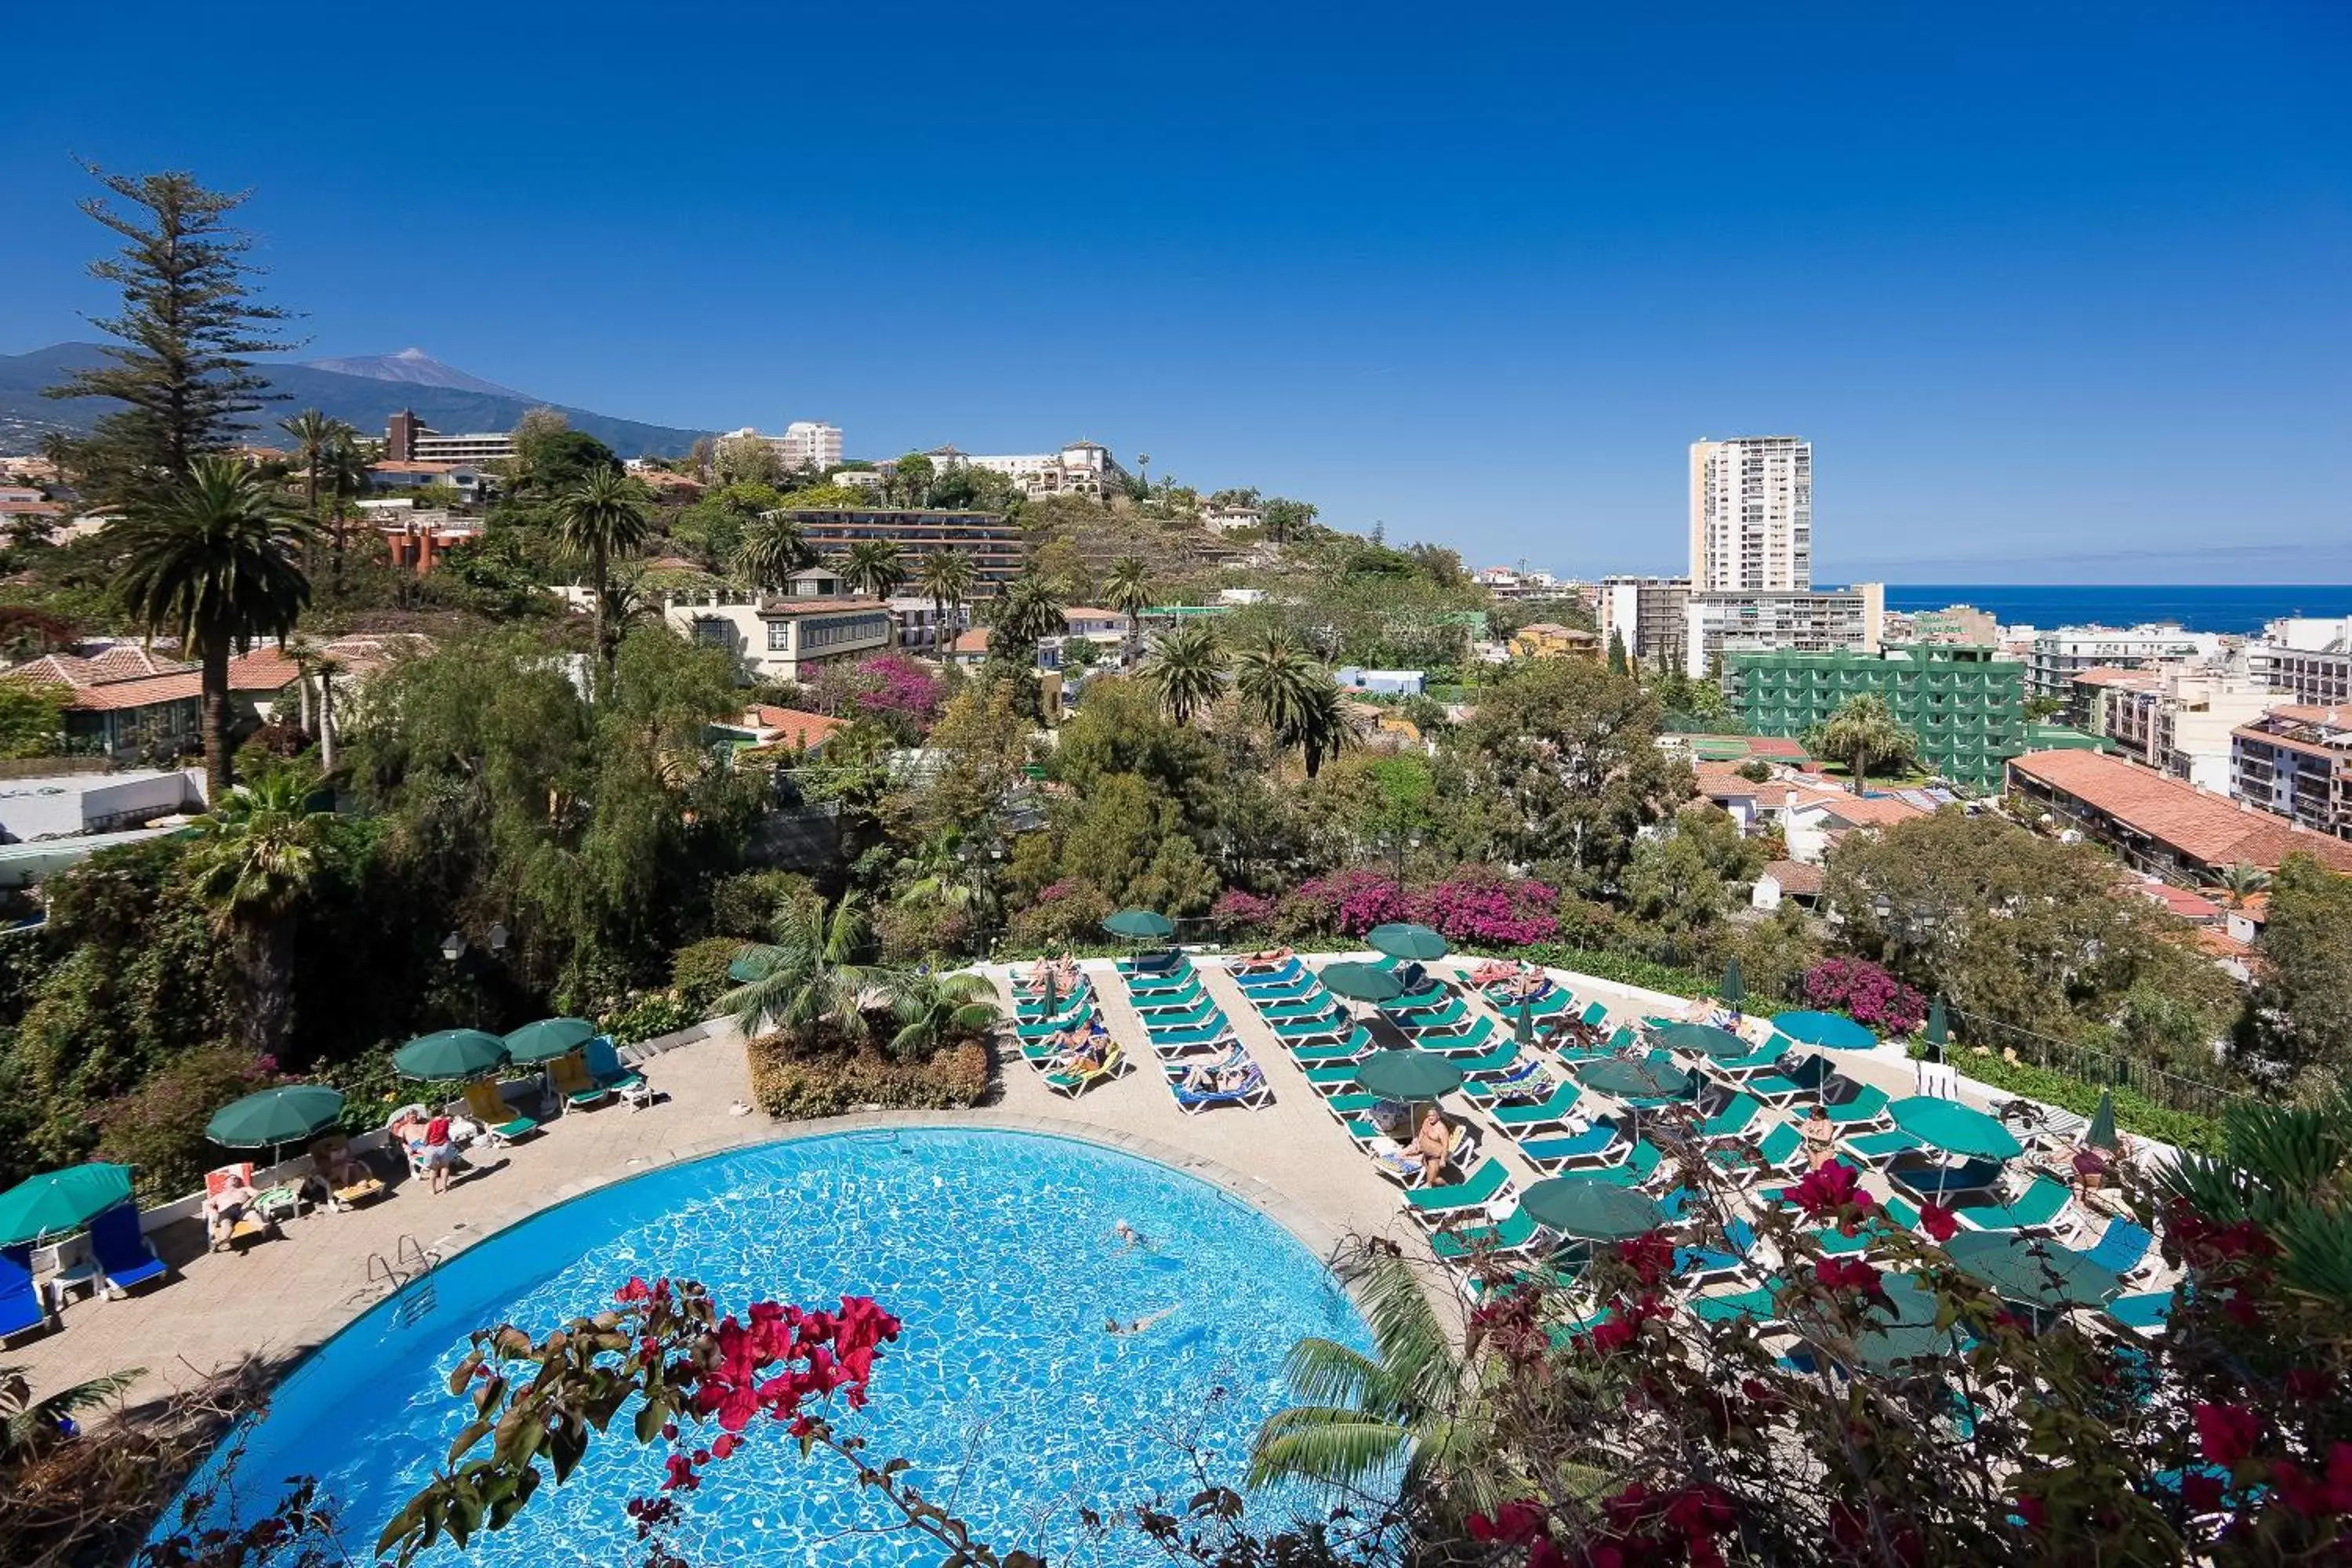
left=1888, top=1097, right=2024, bottom=1160
left=0, top=1163, right=136, bottom=1246
left=1039, top=968, right=1058, bottom=1022
left=1577, top=1057, right=1693, bottom=1100
left=1368, top=923, right=1448, bottom=962
left=1922, top=995, right=1948, bottom=1063
left=205, top=1085, right=345, bottom=1166
left=1102, top=908, right=1175, bottom=942
left=1523, top=1178, right=1664, bottom=1241
left=1946, top=1232, right=2121, bottom=1310
left=1719, top=959, right=1746, bottom=1018
left=1354, top=1049, right=1465, bottom=1102
left=1321, top=962, right=1406, bottom=1005
left=1515, top=996, right=1535, bottom=1048
left=393, top=1028, right=509, bottom=1082
left=504, top=1018, right=597, bottom=1065
left=1772, top=1011, right=1878, bottom=1051
left=1651, top=1022, right=1752, bottom=1060
left=2085, top=1089, right=2118, bottom=1154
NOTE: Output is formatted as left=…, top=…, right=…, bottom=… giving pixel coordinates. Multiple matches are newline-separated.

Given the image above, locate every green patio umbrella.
left=205, top=1085, right=344, bottom=1155
left=1514, top=996, right=1535, bottom=1048
left=1719, top=958, right=1746, bottom=1014
left=1842, top=1276, right=1965, bottom=1370
left=1523, top=1178, right=1664, bottom=1240
left=1102, top=908, right=1176, bottom=942
left=1922, top=995, right=1949, bottom=1063
left=1888, top=1097, right=2024, bottom=1160
left=1320, top=961, right=1406, bottom=1004
left=1368, top=923, right=1449, bottom=962
left=393, top=1028, right=509, bottom=1082
left=1576, top=1057, right=1693, bottom=1100
left=1651, top=1022, right=1753, bottom=1060
left=2085, top=1089, right=2118, bottom=1153
left=1354, top=1049, right=1465, bottom=1102
left=1946, top=1232, right=2122, bottom=1310
left=0, top=1163, right=135, bottom=1246
left=503, top=1018, right=598, bottom=1065
left=1772, top=1011, right=1878, bottom=1050
left=727, top=952, right=765, bottom=985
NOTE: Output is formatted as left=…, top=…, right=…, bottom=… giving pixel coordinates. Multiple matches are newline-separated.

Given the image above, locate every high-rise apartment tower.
left=1689, top=437, right=1812, bottom=593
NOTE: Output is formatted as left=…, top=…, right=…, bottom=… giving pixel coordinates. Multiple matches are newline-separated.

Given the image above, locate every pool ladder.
left=366, top=1235, right=441, bottom=1328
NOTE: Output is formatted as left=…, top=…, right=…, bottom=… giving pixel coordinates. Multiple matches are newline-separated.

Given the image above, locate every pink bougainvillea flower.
left=2194, top=1403, right=2262, bottom=1468
left=1918, top=1201, right=1959, bottom=1243
left=1815, top=1257, right=1882, bottom=1295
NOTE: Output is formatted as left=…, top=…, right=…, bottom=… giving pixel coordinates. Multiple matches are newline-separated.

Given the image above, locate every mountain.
left=298, top=347, right=530, bottom=399
left=0, top=343, right=709, bottom=459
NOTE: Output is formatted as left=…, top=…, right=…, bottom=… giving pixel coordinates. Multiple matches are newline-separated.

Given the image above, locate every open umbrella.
left=1719, top=958, right=1746, bottom=1017
left=1946, top=1232, right=2122, bottom=1310
left=1321, top=962, right=1406, bottom=1005
left=205, top=1085, right=345, bottom=1166
left=1922, top=995, right=1949, bottom=1063
left=727, top=952, right=765, bottom=985
left=1651, top=1022, right=1752, bottom=1061
left=1354, top=1049, right=1465, bottom=1102
left=504, top=1018, right=598, bottom=1065
left=1889, top=1097, right=2024, bottom=1160
left=1841, top=1276, right=1967, bottom=1370
left=393, top=1028, right=509, bottom=1082
left=1576, top=1057, right=1693, bottom=1100
left=0, top=1163, right=136, bottom=1246
left=1102, top=908, right=1175, bottom=942
left=1772, top=1011, right=1878, bottom=1051
left=2085, top=1089, right=2118, bottom=1153
left=1368, top=923, right=1449, bottom=962
left=1523, top=1178, right=1664, bottom=1241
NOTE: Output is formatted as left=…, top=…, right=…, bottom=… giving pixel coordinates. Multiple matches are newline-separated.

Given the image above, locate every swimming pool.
left=198, top=1127, right=1371, bottom=1565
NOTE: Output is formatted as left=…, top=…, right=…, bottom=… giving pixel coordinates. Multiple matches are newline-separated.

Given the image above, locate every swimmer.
left=1105, top=1307, right=1179, bottom=1336
left=1114, top=1219, right=1146, bottom=1247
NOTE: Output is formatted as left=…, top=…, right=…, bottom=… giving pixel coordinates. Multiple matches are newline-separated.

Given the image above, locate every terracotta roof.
left=757, top=597, right=888, bottom=617
left=2070, top=666, right=2161, bottom=689
left=1061, top=607, right=1123, bottom=621
left=950, top=628, right=990, bottom=654
left=2196, top=927, right=2252, bottom=960
left=746, top=706, right=845, bottom=748
left=0, top=500, right=64, bottom=516
left=2134, top=879, right=2222, bottom=922
left=45, top=670, right=204, bottom=712
left=1692, top=762, right=1762, bottom=799
left=371, top=459, right=463, bottom=474
left=1762, top=859, right=1824, bottom=896
left=2009, top=748, right=2352, bottom=874
left=1816, top=794, right=1929, bottom=829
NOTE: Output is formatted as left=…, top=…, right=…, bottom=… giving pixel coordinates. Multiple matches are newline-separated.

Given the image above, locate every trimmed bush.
left=745, top=1033, right=990, bottom=1119
left=670, top=937, right=748, bottom=1016
left=599, top=990, right=702, bottom=1047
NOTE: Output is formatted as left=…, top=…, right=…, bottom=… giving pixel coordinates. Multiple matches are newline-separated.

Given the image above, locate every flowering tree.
left=1803, top=956, right=1927, bottom=1033
left=1278, top=865, right=1560, bottom=948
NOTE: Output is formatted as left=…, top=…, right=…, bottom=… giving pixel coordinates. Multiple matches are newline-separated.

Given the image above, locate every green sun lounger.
left=1017, top=1007, right=1095, bottom=1038
left=1424, top=1017, right=1498, bottom=1056
left=1290, top=1036, right=1371, bottom=1067
left=2108, top=1292, right=2173, bottom=1333
left=1149, top=1018, right=1232, bottom=1049
left=1519, top=1127, right=1624, bottom=1171
left=1697, top=1093, right=1762, bottom=1142
left=1488, top=1081, right=1584, bottom=1136
left=1261, top=990, right=1335, bottom=1018
left=1840, top=1128, right=1926, bottom=1164
left=1305, top=1062, right=1363, bottom=1093
left=1240, top=971, right=1316, bottom=1000
left=1132, top=983, right=1207, bottom=1015
left=1140, top=996, right=1217, bottom=1029
left=1325, top=1092, right=1384, bottom=1119
left=1432, top=1205, right=1544, bottom=1262
left=1403, top=1157, right=1512, bottom=1220
left=1690, top=1286, right=1783, bottom=1327
left=1579, top=1000, right=1609, bottom=1028
left=1952, top=1174, right=2074, bottom=1233
left=1711, top=1123, right=1803, bottom=1181
left=1824, top=1086, right=1892, bottom=1127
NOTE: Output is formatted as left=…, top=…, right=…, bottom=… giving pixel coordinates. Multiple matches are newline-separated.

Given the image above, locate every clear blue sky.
left=4, top=2, right=2346, bottom=582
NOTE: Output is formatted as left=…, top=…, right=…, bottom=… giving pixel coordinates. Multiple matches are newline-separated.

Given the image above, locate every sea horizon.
left=1878, top=583, right=2352, bottom=635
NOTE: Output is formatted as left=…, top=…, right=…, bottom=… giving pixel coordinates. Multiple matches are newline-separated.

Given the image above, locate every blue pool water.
left=198, top=1129, right=1368, bottom=1566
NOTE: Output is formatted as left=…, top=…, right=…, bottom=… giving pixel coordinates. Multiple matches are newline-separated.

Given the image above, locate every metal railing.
left=1940, top=1004, right=2253, bottom=1123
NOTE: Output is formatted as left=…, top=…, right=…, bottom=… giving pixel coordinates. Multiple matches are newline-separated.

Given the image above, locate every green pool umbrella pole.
left=205, top=1084, right=346, bottom=1168
left=1719, top=958, right=1745, bottom=1021
left=1102, top=908, right=1176, bottom=942
left=1515, top=996, right=1535, bottom=1048
left=2085, top=1089, right=2118, bottom=1153
left=393, top=1028, right=510, bottom=1083
left=1368, top=923, right=1448, bottom=963
left=0, top=1163, right=136, bottom=1247
left=503, top=1017, right=597, bottom=1065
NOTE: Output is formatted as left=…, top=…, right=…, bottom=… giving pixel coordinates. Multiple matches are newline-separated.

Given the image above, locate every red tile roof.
left=227, top=647, right=303, bottom=691
left=2009, top=749, right=2352, bottom=874
left=950, top=628, right=990, bottom=655
left=1817, top=794, right=1930, bottom=829
left=1762, top=859, right=1824, bottom=896
left=746, top=706, right=846, bottom=749
left=2070, top=666, right=2160, bottom=689
left=2134, top=879, right=2223, bottom=921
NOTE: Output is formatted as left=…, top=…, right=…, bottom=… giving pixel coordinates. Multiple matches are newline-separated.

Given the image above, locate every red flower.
left=1918, top=1202, right=1959, bottom=1243
left=2180, top=1472, right=2226, bottom=1514
left=1470, top=1501, right=1546, bottom=1544
left=1815, top=1257, right=1882, bottom=1295
left=2271, top=1445, right=2352, bottom=1518
left=1618, top=1229, right=1675, bottom=1289
left=1526, top=1539, right=1563, bottom=1568
left=615, top=1276, right=654, bottom=1304
left=2194, top=1403, right=2262, bottom=1468
left=1787, top=1160, right=1874, bottom=1220
left=2014, top=1493, right=2045, bottom=1532
left=710, top=1432, right=737, bottom=1461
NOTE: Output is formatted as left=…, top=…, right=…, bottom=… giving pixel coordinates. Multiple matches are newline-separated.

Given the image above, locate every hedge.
left=746, top=1034, right=992, bottom=1120
left=1922, top=1046, right=2223, bottom=1154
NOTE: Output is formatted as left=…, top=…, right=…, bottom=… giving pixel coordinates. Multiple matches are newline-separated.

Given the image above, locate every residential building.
left=922, top=441, right=1129, bottom=499
left=363, top=503, right=485, bottom=574
left=368, top=459, right=492, bottom=503
left=712, top=704, right=848, bottom=753
left=1598, top=575, right=1690, bottom=670
left=2232, top=706, right=2352, bottom=843
left=2025, top=623, right=2223, bottom=698
left=777, top=507, right=1022, bottom=587
left=663, top=567, right=895, bottom=684
left=1335, top=668, right=1427, bottom=698
left=833, top=469, right=886, bottom=492
left=2064, top=665, right=2161, bottom=730
left=1202, top=503, right=1264, bottom=534
left=0, top=767, right=209, bottom=887
left=2082, top=667, right=2280, bottom=792
left=384, top=410, right=515, bottom=466
left=0, top=643, right=350, bottom=764
left=886, top=597, right=953, bottom=657
left=1689, top=437, right=1812, bottom=593
left=1475, top=566, right=1563, bottom=600
left=1908, top=604, right=1998, bottom=645
left=1509, top=622, right=1602, bottom=660
left=1684, top=584, right=1884, bottom=677
left=1726, top=644, right=2025, bottom=790
left=2005, top=747, right=2352, bottom=882
left=2249, top=616, right=2352, bottom=708
left=1751, top=859, right=1824, bottom=913
left=714, top=422, right=844, bottom=474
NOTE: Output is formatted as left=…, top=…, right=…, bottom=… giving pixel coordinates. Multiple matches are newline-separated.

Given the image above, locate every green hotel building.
left=1726, top=644, right=2064, bottom=790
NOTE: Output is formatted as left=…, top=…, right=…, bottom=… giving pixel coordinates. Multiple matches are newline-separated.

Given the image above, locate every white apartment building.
left=2091, top=667, right=2282, bottom=793
left=1682, top=584, right=1885, bottom=677
left=2250, top=616, right=2352, bottom=708
left=715, top=422, right=844, bottom=474
left=1599, top=575, right=1691, bottom=670
left=2026, top=624, right=2223, bottom=697
left=1690, top=437, right=1812, bottom=593
left=1202, top=503, right=1265, bottom=533
left=923, top=441, right=1130, bottom=499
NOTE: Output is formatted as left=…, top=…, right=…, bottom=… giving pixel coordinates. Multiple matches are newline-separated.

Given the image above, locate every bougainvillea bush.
left=1803, top=955, right=1928, bottom=1033
left=1277, top=865, right=1560, bottom=948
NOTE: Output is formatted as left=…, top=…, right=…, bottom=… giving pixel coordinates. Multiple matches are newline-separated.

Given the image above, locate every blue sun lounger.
left=89, top=1203, right=169, bottom=1297
left=2, top=1243, right=53, bottom=1344
left=2108, top=1290, right=2173, bottom=1333
left=1171, top=1061, right=1272, bottom=1114
left=1519, top=1126, right=1624, bottom=1171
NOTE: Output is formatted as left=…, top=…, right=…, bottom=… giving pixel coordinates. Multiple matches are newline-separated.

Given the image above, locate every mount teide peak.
left=298, top=347, right=532, bottom=400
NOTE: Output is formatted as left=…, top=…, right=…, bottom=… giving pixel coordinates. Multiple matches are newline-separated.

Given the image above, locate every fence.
left=1941, top=1004, right=2252, bottom=1124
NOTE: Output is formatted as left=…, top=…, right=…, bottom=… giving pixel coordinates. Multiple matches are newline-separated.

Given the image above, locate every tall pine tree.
left=45, top=165, right=300, bottom=506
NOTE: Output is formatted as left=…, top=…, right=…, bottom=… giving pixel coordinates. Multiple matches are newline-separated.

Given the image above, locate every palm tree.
left=2217, top=862, right=2271, bottom=909
left=1140, top=622, right=1229, bottom=725
left=916, top=550, right=978, bottom=652
left=1236, top=633, right=1320, bottom=746
left=3, top=1363, right=143, bottom=1457
left=186, top=764, right=341, bottom=1058
left=1247, top=1246, right=1497, bottom=1509
left=319, top=426, right=371, bottom=595
left=1806, top=692, right=1918, bottom=795
left=992, top=573, right=1069, bottom=664
left=552, top=466, right=654, bottom=685
left=114, top=457, right=320, bottom=798
left=733, top=513, right=811, bottom=591
left=895, top=832, right=978, bottom=912
left=884, top=971, right=999, bottom=1061
left=278, top=408, right=338, bottom=570
left=720, top=894, right=879, bottom=1050
left=1104, top=555, right=1152, bottom=667
left=1294, top=680, right=1362, bottom=779
left=836, top=539, right=908, bottom=600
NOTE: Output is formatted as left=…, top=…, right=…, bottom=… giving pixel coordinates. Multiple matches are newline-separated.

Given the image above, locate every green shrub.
left=872, top=902, right=974, bottom=966
left=670, top=937, right=746, bottom=1016
left=745, top=1034, right=990, bottom=1119
left=710, top=871, right=815, bottom=939
left=1929, top=1044, right=2224, bottom=1153
left=93, top=1044, right=278, bottom=1200
left=597, top=990, right=702, bottom=1047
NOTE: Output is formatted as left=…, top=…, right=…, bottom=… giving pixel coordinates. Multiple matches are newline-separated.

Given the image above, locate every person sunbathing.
left=1062, top=1034, right=1109, bottom=1076
left=204, top=1171, right=257, bottom=1250
left=1377, top=1109, right=1459, bottom=1185
left=1236, top=946, right=1293, bottom=969
left=1180, top=1056, right=1252, bottom=1094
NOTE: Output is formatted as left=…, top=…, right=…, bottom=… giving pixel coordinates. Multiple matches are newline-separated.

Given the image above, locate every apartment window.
left=767, top=622, right=794, bottom=652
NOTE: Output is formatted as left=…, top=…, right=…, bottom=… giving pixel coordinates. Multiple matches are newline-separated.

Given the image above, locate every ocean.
left=1883, top=584, right=2352, bottom=635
